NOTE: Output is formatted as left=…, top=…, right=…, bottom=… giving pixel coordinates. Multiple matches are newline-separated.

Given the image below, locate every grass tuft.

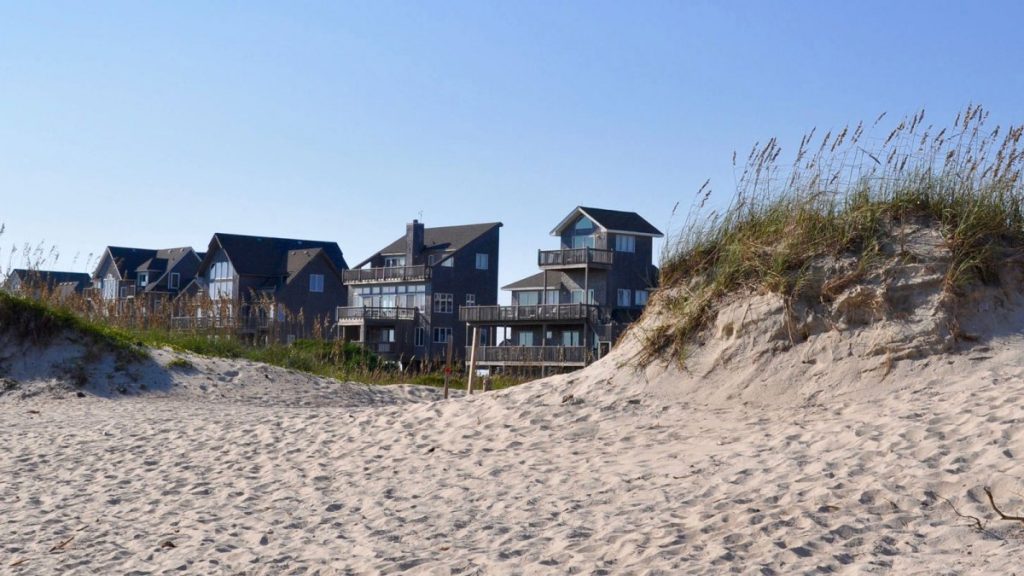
left=651, top=106, right=1024, bottom=364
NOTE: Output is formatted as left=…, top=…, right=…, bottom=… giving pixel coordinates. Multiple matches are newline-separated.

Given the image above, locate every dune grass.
left=650, top=106, right=1024, bottom=364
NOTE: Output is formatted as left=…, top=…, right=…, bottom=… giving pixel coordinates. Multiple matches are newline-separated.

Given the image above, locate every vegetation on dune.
left=650, top=105, right=1024, bottom=365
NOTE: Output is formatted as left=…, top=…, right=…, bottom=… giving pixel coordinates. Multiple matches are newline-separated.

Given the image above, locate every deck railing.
left=336, top=306, right=418, bottom=323
left=467, top=345, right=592, bottom=365
left=537, top=248, right=613, bottom=268
left=459, top=303, right=598, bottom=323
left=169, top=315, right=271, bottom=332
left=342, top=265, right=431, bottom=284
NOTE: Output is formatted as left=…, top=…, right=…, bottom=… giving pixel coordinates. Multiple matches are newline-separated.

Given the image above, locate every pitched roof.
left=501, top=271, right=567, bottom=291
left=285, top=247, right=344, bottom=285
left=205, top=233, right=348, bottom=277
left=11, top=269, right=91, bottom=289
left=551, top=206, right=663, bottom=237
left=105, top=247, right=159, bottom=278
left=359, top=222, right=502, bottom=267
left=141, top=248, right=201, bottom=293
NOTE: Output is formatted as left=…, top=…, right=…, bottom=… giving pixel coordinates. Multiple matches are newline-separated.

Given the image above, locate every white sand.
left=5, top=229, right=1024, bottom=573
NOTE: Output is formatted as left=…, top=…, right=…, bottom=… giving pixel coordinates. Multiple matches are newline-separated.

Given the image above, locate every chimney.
left=406, top=219, right=424, bottom=264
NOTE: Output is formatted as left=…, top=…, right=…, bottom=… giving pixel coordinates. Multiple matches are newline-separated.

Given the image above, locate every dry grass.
left=651, top=105, right=1024, bottom=364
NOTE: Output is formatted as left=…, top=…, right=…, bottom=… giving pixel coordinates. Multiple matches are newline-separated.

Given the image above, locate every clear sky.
left=3, top=1, right=1024, bottom=297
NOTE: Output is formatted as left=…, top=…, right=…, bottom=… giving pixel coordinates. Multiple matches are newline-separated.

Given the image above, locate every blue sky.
left=3, top=1, right=1024, bottom=294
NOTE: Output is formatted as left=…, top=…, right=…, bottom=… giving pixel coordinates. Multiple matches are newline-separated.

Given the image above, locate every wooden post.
left=467, top=326, right=479, bottom=395
left=443, top=338, right=453, bottom=400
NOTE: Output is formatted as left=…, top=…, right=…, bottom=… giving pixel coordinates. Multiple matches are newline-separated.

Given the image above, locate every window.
left=615, top=234, right=636, bottom=253
left=562, top=330, right=581, bottom=347
left=138, top=272, right=149, bottom=287
left=635, top=290, right=649, bottom=306
left=571, top=289, right=595, bottom=304
left=433, top=327, right=452, bottom=343
left=415, top=327, right=425, bottom=347
left=572, top=235, right=596, bottom=249
left=434, top=292, right=453, bottom=313
left=475, top=253, right=489, bottom=270
left=441, top=256, right=454, bottom=268
left=617, top=289, right=632, bottom=307
left=574, top=217, right=594, bottom=232
left=517, top=332, right=534, bottom=346
left=169, top=273, right=180, bottom=290
left=384, top=256, right=405, bottom=268
left=465, top=293, right=476, bottom=306
left=309, top=273, right=324, bottom=293
left=103, top=274, right=116, bottom=300
left=516, top=291, right=539, bottom=306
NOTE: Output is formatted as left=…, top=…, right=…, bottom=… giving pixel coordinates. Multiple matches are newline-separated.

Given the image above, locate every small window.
left=617, top=289, right=632, bottom=307
left=433, top=327, right=452, bottom=343
left=169, top=273, right=180, bottom=290
left=475, top=253, right=488, bottom=270
left=415, top=327, right=425, bottom=347
left=138, top=272, right=148, bottom=287
left=441, top=256, right=454, bottom=268
left=635, top=290, right=649, bottom=306
left=615, top=235, right=635, bottom=253
left=465, top=293, right=476, bottom=306
left=309, top=274, right=325, bottom=293
left=433, top=293, right=453, bottom=313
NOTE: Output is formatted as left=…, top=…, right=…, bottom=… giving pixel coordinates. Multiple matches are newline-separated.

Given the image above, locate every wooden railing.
left=358, top=341, right=396, bottom=355
left=336, top=306, right=417, bottom=323
left=343, top=265, right=431, bottom=284
left=170, top=315, right=271, bottom=332
left=538, top=248, right=613, bottom=268
left=467, top=346, right=592, bottom=365
left=459, top=304, right=599, bottom=323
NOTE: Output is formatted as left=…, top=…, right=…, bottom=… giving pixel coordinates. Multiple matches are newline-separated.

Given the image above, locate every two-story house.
left=460, top=206, right=661, bottom=374
left=3, top=269, right=92, bottom=299
left=91, top=246, right=203, bottom=310
left=337, top=220, right=501, bottom=363
left=185, top=233, right=349, bottom=340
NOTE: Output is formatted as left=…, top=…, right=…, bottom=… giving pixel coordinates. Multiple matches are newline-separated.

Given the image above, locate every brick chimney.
left=406, top=220, right=424, bottom=264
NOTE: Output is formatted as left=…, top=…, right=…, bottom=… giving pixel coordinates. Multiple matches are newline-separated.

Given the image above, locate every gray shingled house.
left=460, top=206, right=662, bottom=374
left=91, top=246, right=203, bottom=309
left=3, top=269, right=92, bottom=299
left=184, top=233, right=349, bottom=340
left=337, top=220, right=501, bottom=364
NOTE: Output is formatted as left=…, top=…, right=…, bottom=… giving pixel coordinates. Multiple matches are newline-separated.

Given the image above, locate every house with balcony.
left=3, top=269, right=92, bottom=299
left=460, top=206, right=662, bottom=374
left=337, top=220, right=501, bottom=362
left=180, top=233, right=348, bottom=340
left=91, top=246, right=203, bottom=310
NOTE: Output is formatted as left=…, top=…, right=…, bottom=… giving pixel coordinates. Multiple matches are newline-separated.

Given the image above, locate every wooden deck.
left=537, top=248, right=613, bottom=269
left=336, top=306, right=417, bottom=324
left=466, top=345, right=592, bottom=366
left=342, top=265, right=431, bottom=284
left=459, top=303, right=598, bottom=324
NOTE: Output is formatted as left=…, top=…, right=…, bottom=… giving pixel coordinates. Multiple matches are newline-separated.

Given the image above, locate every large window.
left=309, top=274, right=324, bottom=293
left=517, top=332, right=534, bottom=346
left=571, top=217, right=596, bottom=249
left=352, top=284, right=426, bottom=309
left=516, top=291, right=539, bottom=306
left=434, top=292, right=453, bottom=313
left=614, top=234, right=635, bottom=253
left=635, top=290, right=649, bottom=306
left=617, top=289, right=632, bottom=307
left=384, top=256, right=405, bottom=268
left=571, top=289, right=595, bottom=304
left=103, top=274, right=116, bottom=300
left=475, top=253, right=489, bottom=270
left=433, top=327, right=452, bottom=343
left=415, top=327, right=425, bottom=347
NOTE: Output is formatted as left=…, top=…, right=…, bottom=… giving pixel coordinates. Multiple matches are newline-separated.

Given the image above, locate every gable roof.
left=551, top=206, right=663, bottom=237
left=358, top=222, right=502, bottom=268
left=285, top=247, right=345, bottom=285
left=10, top=269, right=92, bottom=289
left=501, top=271, right=568, bottom=292
left=201, top=233, right=348, bottom=278
left=101, top=247, right=159, bottom=279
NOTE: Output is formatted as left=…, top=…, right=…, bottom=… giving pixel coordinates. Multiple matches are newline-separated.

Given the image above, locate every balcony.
left=467, top=346, right=592, bottom=367
left=460, top=304, right=599, bottom=324
left=537, top=248, right=613, bottom=269
left=356, top=341, right=397, bottom=355
left=343, top=265, right=431, bottom=284
left=336, top=306, right=418, bottom=325
left=169, top=315, right=270, bottom=333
